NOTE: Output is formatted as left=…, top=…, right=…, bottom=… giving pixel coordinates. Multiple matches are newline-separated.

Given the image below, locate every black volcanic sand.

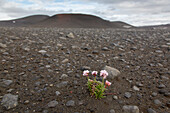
left=0, top=27, right=169, bottom=113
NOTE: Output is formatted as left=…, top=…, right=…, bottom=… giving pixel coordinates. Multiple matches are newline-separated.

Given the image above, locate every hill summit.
left=0, top=14, right=133, bottom=28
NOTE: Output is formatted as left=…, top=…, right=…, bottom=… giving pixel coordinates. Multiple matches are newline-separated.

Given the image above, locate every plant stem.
left=102, top=78, right=104, bottom=84
left=95, top=76, right=96, bottom=81
left=105, top=93, right=117, bottom=95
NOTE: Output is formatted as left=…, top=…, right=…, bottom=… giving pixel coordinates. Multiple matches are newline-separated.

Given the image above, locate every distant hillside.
left=0, top=14, right=133, bottom=28
left=34, top=14, right=133, bottom=28
left=0, top=15, right=50, bottom=27
left=138, top=23, right=170, bottom=29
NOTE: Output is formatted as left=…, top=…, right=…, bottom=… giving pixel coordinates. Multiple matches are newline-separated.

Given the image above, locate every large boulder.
left=1, top=93, right=18, bottom=109
left=123, top=105, right=139, bottom=113
left=104, top=66, right=120, bottom=80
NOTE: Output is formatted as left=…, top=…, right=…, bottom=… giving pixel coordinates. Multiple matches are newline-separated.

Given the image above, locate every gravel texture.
left=0, top=27, right=169, bottom=113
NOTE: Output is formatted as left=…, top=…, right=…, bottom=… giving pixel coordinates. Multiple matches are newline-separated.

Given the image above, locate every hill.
left=0, top=14, right=133, bottom=28
left=0, top=15, right=50, bottom=27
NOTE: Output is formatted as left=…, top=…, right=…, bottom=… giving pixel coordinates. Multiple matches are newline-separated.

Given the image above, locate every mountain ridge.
left=0, top=13, right=133, bottom=28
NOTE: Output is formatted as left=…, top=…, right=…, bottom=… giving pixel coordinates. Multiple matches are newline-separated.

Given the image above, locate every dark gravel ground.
left=0, top=27, right=169, bottom=113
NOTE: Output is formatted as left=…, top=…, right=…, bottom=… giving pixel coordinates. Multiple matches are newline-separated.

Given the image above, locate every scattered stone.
left=157, top=84, right=166, bottom=89
left=62, top=59, right=69, bottom=63
left=10, top=36, right=20, bottom=40
left=160, top=76, right=169, bottom=80
left=78, top=100, right=84, bottom=105
left=24, top=100, right=30, bottom=104
left=113, top=96, right=118, bottom=100
left=3, top=52, right=9, bottom=55
left=152, top=92, right=157, bottom=97
left=102, top=47, right=109, bottom=51
left=125, top=92, right=132, bottom=98
left=44, top=54, right=50, bottom=57
left=60, top=74, right=68, bottom=79
left=59, top=37, right=66, bottom=40
left=80, top=66, right=91, bottom=71
left=73, top=80, right=78, bottom=85
left=165, top=38, right=170, bottom=41
left=57, top=43, right=62, bottom=47
left=42, top=110, right=48, bottom=113
left=47, top=100, right=58, bottom=108
left=67, top=32, right=75, bottom=38
left=56, top=81, right=68, bottom=88
left=23, top=47, right=30, bottom=51
left=55, top=91, right=61, bottom=96
left=164, top=92, right=170, bottom=98
left=155, top=50, right=163, bottom=53
left=133, top=86, right=140, bottom=91
left=46, top=65, right=51, bottom=68
left=166, top=102, right=170, bottom=108
left=136, top=82, right=144, bottom=87
left=0, top=43, right=7, bottom=48
left=147, top=108, right=156, bottom=113
left=130, top=47, right=137, bottom=50
left=81, top=47, right=89, bottom=50
left=123, top=105, right=139, bottom=113
left=35, top=82, right=41, bottom=86
left=38, top=50, right=47, bottom=54
left=137, top=93, right=142, bottom=98
left=109, top=109, right=116, bottom=113
left=154, top=99, right=162, bottom=105
left=1, top=94, right=18, bottom=109
left=66, top=100, right=75, bottom=107
left=0, top=79, right=13, bottom=87
left=75, top=74, right=80, bottom=78
left=7, top=89, right=14, bottom=93
left=161, top=45, right=169, bottom=48
left=104, top=66, right=120, bottom=80
left=92, top=50, right=99, bottom=54
left=158, top=89, right=166, bottom=94
left=166, top=43, right=170, bottom=45
left=72, top=45, right=79, bottom=49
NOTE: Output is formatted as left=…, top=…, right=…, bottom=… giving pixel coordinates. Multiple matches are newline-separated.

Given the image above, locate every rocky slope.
left=0, top=14, right=133, bottom=28
left=0, top=15, right=50, bottom=27
left=34, top=14, right=132, bottom=28
left=0, top=27, right=169, bottom=113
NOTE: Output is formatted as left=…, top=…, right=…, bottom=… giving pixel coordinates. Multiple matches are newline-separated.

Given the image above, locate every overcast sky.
left=0, top=0, right=170, bottom=26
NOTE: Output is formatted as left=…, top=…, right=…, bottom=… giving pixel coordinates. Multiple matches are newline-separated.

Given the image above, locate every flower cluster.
left=83, top=70, right=111, bottom=99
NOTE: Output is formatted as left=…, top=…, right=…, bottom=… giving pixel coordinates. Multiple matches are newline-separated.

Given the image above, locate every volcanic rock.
left=104, top=66, right=120, bottom=80
left=123, top=105, right=139, bottom=113
left=1, top=94, right=18, bottom=109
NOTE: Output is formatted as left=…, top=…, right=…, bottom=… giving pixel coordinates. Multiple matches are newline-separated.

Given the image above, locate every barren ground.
left=0, top=27, right=169, bottom=113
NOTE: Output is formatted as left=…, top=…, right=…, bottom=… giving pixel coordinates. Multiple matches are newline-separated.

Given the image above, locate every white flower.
left=83, top=70, right=89, bottom=76
left=100, top=70, right=108, bottom=79
left=92, top=71, right=98, bottom=76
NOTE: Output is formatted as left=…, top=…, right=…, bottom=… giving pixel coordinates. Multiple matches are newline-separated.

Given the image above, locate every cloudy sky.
left=0, top=0, right=170, bottom=26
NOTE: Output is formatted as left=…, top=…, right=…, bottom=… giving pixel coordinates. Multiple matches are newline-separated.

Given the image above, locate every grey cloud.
left=83, top=0, right=149, bottom=4
left=83, top=0, right=170, bottom=14
left=0, top=0, right=170, bottom=26
left=0, top=0, right=73, bottom=19
left=0, top=0, right=6, bottom=8
left=0, top=6, right=54, bottom=18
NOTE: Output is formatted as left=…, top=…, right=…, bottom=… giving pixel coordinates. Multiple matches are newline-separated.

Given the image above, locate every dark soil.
left=0, top=27, right=169, bottom=113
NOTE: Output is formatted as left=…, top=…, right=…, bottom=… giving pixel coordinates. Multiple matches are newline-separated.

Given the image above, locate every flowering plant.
left=83, top=70, right=111, bottom=99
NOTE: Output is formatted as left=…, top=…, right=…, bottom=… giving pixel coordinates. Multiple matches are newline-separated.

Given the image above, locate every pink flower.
left=92, top=71, right=98, bottom=76
left=100, top=70, right=108, bottom=79
left=105, top=80, right=111, bottom=87
left=83, top=70, right=89, bottom=76
left=88, top=79, right=93, bottom=82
